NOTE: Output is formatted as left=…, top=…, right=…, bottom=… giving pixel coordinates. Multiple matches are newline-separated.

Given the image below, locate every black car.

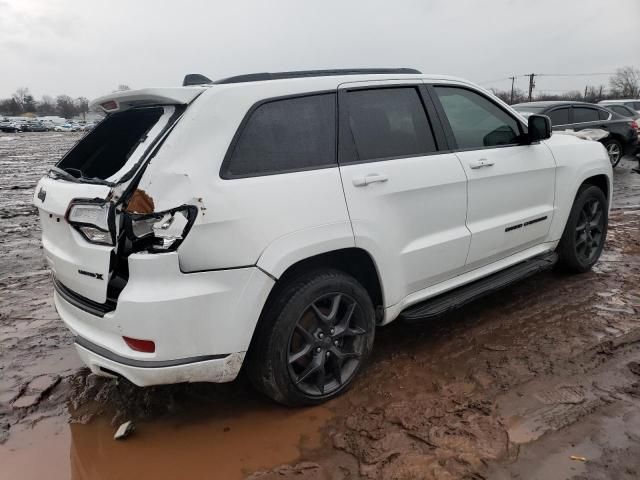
left=23, top=121, right=49, bottom=132
left=513, top=101, right=639, bottom=167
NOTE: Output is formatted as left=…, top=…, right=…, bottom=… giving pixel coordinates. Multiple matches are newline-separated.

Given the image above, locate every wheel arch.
left=580, top=173, right=610, bottom=205
left=262, top=247, right=384, bottom=312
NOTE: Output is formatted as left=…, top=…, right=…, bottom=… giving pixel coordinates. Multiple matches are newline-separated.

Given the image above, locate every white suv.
left=34, top=69, right=612, bottom=405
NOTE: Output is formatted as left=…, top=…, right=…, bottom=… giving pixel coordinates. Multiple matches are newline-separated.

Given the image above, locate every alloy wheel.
left=575, top=198, right=604, bottom=263
left=606, top=142, right=621, bottom=166
left=287, top=293, right=369, bottom=396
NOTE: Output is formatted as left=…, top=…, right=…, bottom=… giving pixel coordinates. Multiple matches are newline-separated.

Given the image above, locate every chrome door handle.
left=469, top=158, right=495, bottom=169
left=352, top=173, right=389, bottom=187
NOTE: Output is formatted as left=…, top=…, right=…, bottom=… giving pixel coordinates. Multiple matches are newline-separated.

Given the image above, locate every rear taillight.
left=630, top=120, right=638, bottom=132
left=124, top=205, right=197, bottom=253
left=123, top=336, right=155, bottom=353
left=67, top=201, right=114, bottom=246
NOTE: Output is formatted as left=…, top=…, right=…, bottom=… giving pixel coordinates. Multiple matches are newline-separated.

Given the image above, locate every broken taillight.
left=124, top=205, right=197, bottom=253
left=66, top=201, right=114, bottom=246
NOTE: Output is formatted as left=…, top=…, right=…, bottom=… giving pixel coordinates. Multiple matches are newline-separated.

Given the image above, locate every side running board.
left=400, top=251, right=558, bottom=323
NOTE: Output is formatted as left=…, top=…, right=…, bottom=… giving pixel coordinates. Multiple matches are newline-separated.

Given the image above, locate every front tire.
left=247, top=269, right=376, bottom=406
left=557, top=185, right=608, bottom=273
left=603, top=139, right=623, bottom=167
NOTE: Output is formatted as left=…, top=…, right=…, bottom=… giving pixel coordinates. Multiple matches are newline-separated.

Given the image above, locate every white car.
left=34, top=69, right=612, bottom=405
left=54, top=123, right=75, bottom=132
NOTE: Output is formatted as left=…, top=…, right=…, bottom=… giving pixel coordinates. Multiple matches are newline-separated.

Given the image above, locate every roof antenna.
left=183, top=74, right=213, bottom=86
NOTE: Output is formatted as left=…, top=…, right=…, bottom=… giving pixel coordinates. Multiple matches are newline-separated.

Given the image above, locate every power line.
left=479, top=71, right=618, bottom=86
left=537, top=72, right=615, bottom=77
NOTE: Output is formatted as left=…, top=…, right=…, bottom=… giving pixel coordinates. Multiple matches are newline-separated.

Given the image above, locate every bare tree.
left=609, top=66, right=640, bottom=98
left=115, top=84, right=131, bottom=92
left=37, top=95, right=57, bottom=116
left=10, top=87, right=30, bottom=113
left=56, top=95, right=76, bottom=119
left=75, top=97, right=89, bottom=120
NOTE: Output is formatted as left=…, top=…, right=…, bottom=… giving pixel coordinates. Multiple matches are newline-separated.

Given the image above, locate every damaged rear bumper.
left=74, top=336, right=244, bottom=386
left=52, top=251, right=275, bottom=386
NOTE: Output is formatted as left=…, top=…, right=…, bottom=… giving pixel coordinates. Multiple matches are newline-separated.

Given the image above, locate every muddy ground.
left=0, top=131, right=639, bottom=480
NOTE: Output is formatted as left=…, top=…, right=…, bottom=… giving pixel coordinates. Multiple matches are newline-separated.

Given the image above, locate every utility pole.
left=527, top=73, right=536, bottom=102
left=509, top=76, right=516, bottom=104
left=584, top=85, right=588, bottom=100
left=598, top=85, right=603, bottom=101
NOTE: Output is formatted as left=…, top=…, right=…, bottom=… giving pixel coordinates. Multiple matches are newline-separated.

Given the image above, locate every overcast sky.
left=1, top=0, right=638, bottom=100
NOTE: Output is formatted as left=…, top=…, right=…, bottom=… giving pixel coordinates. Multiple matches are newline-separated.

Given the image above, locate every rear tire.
left=603, top=139, right=623, bottom=167
left=557, top=185, right=608, bottom=273
left=247, top=269, right=376, bottom=406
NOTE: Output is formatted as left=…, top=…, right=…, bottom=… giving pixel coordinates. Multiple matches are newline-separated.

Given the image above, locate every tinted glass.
left=632, top=102, right=640, bottom=111
left=547, top=108, right=569, bottom=126
left=614, top=106, right=635, bottom=117
left=435, top=87, right=520, bottom=149
left=598, top=109, right=611, bottom=120
left=573, top=107, right=599, bottom=123
left=225, top=93, right=336, bottom=177
left=346, top=88, right=436, bottom=161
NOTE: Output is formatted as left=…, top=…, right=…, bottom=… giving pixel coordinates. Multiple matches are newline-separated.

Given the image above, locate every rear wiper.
left=48, top=166, right=116, bottom=187
left=49, top=166, right=81, bottom=183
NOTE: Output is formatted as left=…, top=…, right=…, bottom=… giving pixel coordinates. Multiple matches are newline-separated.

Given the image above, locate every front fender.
left=545, top=137, right=612, bottom=241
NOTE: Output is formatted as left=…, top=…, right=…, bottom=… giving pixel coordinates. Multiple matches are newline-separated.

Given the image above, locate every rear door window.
left=223, top=93, right=336, bottom=178
left=344, top=87, right=437, bottom=161
left=434, top=86, right=521, bottom=149
left=573, top=107, right=600, bottom=123
left=547, top=108, right=569, bottom=126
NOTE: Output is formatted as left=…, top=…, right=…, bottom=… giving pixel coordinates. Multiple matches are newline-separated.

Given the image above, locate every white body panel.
left=339, top=153, right=470, bottom=306
left=34, top=73, right=612, bottom=386
left=457, top=143, right=556, bottom=267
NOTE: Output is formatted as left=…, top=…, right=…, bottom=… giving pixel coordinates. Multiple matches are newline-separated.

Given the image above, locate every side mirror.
left=527, top=114, right=552, bottom=142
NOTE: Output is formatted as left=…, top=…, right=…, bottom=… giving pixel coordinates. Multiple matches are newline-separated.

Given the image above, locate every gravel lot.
left=0, top=131, right=639, bottom=480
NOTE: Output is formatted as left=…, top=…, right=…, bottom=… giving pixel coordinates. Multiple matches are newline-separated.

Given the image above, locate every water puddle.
left=0, top=402, right=333, bottom=480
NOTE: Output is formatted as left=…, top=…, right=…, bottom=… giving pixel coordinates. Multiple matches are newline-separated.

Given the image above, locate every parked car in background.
left=513, top=101, right=639, bottom=167
left=602, top=103, right=640, bottom=121
left=23, top=120, right=49, bottom=132
left=53, top=124, right=75, bottom=132
left=599, top=99, right=640, bottom=111
left=34, top=69, right=612, bottom=406
left=0, top=119, right=24, bottom=132
left=80, top=122, right=96, bottom=131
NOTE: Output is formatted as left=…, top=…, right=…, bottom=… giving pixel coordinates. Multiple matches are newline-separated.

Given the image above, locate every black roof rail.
left=182, top=68, right=422, bottom=86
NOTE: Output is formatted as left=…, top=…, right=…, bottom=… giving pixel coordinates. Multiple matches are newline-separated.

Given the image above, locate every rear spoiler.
left=90, top=87, right=206, bottom=113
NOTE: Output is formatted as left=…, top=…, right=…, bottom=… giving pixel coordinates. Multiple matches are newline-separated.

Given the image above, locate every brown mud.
left=0, top=132, right=639, bottom=479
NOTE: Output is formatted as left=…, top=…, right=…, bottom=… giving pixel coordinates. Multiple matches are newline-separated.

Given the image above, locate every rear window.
left=346, top=87, right=436, bottom=161
left=598, top=109, right=610, bottom=120
left=223, top=93, right=336, bottom=178
left=57, top=107, right=165, bottom=180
